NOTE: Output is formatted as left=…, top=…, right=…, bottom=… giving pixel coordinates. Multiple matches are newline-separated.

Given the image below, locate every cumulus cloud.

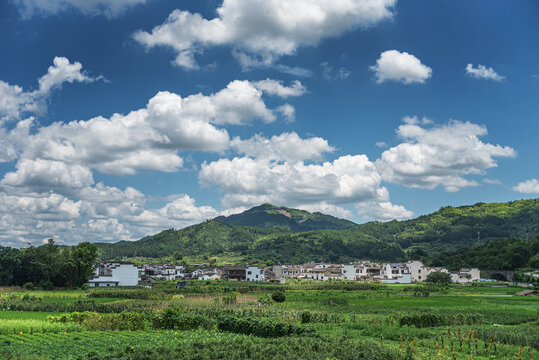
left=2, top=79, right=297, bottom=177
left=376, top=119, right=516, bottom=192
left=370, top=50, right=432, bottom=84
left=133, top=0, right=396, bottom=69
left=0, top=57, right=103, bottom=124
left=465, top=64, right=505, bottom=81
left=356, top=201, right=413, bottom=221
left=200, top=154, right=411, bottom=221
left=1, top=159, right=94, bottom=193
left=14, top=0, right=147, bottom=18
left=0, top=181, right=223, bottom=245
left=252, top=79, right=306, bottom=98
left=513, top=179, right=539, bottom=194
left=0, top=191, right=81, bottom=221
left=230, top=132, right=334, bottom=162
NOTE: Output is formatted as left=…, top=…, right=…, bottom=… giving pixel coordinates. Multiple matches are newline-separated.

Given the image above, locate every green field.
left=0, top=282, right=537, bottom=359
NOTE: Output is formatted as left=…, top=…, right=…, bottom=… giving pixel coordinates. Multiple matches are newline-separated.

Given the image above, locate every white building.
left=246, top=266, right=265, bottom=281
left=381, top=273, right=412, bottom=284
left=88, top=263, right=141, bottom=287
left=382, top=263, right=409, bottom=279
left=406, top=260, right=429, bottom=283
left=450, top=268, right=480, bottom=284
left=341, top=265, right=366, bottom=281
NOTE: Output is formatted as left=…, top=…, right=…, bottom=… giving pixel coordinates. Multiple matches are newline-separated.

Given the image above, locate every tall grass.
left=0, top=319, right=83, bottom=335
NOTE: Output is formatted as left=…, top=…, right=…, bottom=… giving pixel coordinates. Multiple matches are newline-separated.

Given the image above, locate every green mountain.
left=213, top=203, right=357, bottom=232
left=96, top=199, right=539, bottom=267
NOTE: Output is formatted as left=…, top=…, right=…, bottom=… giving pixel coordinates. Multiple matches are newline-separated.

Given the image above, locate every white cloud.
left=0, top=118, right=33, bottom=162
left=356, top=201, right=413, bottom=221
left=14, top=0, right=147, bottom=18
left=276, top=104, right=296, bottom=122
left=513, top=179, right=539, bottom=194
left=465, top=64, right=505, bottom=81
left=0, top=192, right=81, bottom=221
left=5, top=79, right=298, bottom=177
left=133, top=0, right=396, bottom=69
left=2, top=159, right=94, bottom=192
left=375, top=141, right=387, bottom=148
left=0, top=181, right=222, bottom=245
left=0, top=57, right=103, bottom=124
left=230, top=132, right=334, bottom=162
left=200, top=154, right=410, bottom=221
left=298, top=203, right=353, bottom=219
left=482, top=178, right=501, bottom=185
left=376, top=119, right=516, bottom=191
left=252, top=79, right=306, bottom=98
left=320, top=62, right=351, bottom=80
left=370, top=50, right=432, bottom=84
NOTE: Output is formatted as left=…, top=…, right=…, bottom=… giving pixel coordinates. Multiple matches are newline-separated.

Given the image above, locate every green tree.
left=63, top=242, right=98, bottom=287
left=426, top=271, right=452, bottom=285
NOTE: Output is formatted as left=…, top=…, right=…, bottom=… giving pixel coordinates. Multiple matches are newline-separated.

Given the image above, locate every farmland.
left=0, top=282, right=538, bottom=359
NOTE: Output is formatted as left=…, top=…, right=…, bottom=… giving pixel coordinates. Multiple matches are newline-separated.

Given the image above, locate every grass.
left=0, top=311, right=62, bottom=321
left=0, top=283, right=538, bottom=359
left=0, top=319, right=83, bottom=335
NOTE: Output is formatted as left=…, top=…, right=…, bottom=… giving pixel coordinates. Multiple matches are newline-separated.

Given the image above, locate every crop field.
left=0, top=282, right=537, bottom=359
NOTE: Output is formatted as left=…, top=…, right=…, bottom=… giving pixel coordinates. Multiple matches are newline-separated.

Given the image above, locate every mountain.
left=96, top=199, right=539, bottom=266
left=213, top=203, right=357, bottom=232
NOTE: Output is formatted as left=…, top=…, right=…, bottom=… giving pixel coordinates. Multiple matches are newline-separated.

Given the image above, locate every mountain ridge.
left=96, top=198, right=539, bottom=264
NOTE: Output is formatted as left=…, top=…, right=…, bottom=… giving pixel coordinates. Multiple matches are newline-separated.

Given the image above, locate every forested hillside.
left=96, top=199, right=539, bottom=267
left=213, top=203, right=357, bottom=232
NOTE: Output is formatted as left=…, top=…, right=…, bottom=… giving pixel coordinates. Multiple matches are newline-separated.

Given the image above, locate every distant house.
left=88, top=263, right=141, bottom=287
left=246, top=266, right=265, bottom=281
left=406, top=260, right=428, bottom=282
left=341, top=265, right=363, bottom=281
left=450, top=268, right=480, bottom=284
left=221, top=266, right=246, bottom=281
left=382, top=263, right=409, bottom=279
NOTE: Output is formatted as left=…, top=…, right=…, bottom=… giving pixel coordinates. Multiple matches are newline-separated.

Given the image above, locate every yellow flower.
left=21, top=341, right=23, bottom=344
left=20, top=331, right=23, bottom=335
left=64, top=332, right=67, bottom=335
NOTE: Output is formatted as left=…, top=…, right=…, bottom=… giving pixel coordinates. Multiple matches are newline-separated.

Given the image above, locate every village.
left=87, top=260, right=481, bottom=287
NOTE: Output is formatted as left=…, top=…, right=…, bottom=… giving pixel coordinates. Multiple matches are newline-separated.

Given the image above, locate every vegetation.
left=214, top=203, right=357, bottom=232
left=0, top=240, right=98, bottom=288
left=428, top=236, right=539, bottom=271
left=0, top=282, right=537, bottom=359
left=95, top=199, right=539, bottom=268
left=425, top=272, right=452, bottom=285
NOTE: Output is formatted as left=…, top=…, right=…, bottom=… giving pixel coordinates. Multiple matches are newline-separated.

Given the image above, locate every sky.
left=0, top=0, right=538, bottom=247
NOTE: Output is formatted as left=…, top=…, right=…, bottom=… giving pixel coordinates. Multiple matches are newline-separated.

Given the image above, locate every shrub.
left=23, top=282, right=34, bottom=290
left=217, top=316, right=313, bottom=337
left=426, top=271, right=452, bottom=285
left=271, top=291, right=285, bottom=303
left=48, top=311, right=147, bottom=331
left=151, top=308, right=216, bottom=331
left=399, top=313, right=483, bottom=328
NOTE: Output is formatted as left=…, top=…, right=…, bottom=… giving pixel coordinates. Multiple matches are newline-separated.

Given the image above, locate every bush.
left=399, top=313, right=483, bottom=328
left=217, top=316, right=313, bottom=337
left=23, top=282, right=34, bottom=290
left=271, top=291, right=285, bottom=303
left=151, top=308, right=216, bottom=331
left=48, top=311, right=147, bottom=331
left=426, top=271, right=452, bottom=285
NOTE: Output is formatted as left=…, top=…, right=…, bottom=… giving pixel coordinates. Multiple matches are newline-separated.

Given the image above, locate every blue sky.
left=0, top=0, right=538, bottom=246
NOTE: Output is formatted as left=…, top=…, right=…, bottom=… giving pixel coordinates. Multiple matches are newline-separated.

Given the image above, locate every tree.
left=426, top=271, right=452, bottom=285
left=63, top=242, right=98, bottom=287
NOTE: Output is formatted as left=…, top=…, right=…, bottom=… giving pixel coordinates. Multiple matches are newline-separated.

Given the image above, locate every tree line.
left=0, top=239, right=98, bottom=288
